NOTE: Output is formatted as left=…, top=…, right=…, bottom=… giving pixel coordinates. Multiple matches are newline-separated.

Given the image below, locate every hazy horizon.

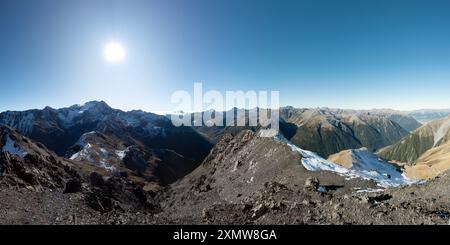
left=2, top=0, right=450, bottom=112
left=1, top=99, right=450, bottom=115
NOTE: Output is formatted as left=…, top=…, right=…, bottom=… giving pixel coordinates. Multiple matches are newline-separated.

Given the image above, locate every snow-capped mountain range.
left=1, top=101, right=448, bottom=188
left=0, top=101, right=212, bottom=186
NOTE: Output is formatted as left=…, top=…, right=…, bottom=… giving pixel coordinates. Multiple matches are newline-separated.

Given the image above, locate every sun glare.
left=104, top=42, right=125, bottom=63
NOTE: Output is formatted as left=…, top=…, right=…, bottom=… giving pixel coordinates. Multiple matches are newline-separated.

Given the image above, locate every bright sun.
left=104, top=42, right=125, bottom=63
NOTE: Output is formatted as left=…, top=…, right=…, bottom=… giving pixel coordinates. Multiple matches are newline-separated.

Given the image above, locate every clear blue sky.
left=1, top=0, right=450, bottom=112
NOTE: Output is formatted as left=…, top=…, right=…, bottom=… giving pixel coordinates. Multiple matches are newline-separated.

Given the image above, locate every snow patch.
left=99, top=161, right=116, bottom=171
left=115, top=149, right=127, bottom=160
left=275, top=135, right=420, bottom=188
left=353, top=187, right=385, bottom=193
left=1, top=135, right=27, bottom=157
left=74, top=132, right=96, bottom=148
left=258, top=129, right=278, bottom=138
left=70, top=144, right=117, bottom=172
left=70, top=143, right=92, bottom=160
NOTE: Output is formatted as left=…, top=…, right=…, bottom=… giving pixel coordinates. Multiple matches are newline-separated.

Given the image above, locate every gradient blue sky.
left=1, top=0, right=450, bottom=112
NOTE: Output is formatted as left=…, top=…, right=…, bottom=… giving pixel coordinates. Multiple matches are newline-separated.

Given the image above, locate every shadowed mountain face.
left=66, top=131, right=198, bottom=186
left=0, top=125, right=81, bottom=190
left=278, top=107, right=413, bottom=158
left=0, top=101, right=213, bottom=186
left=190, top=108, right=261, bottom=144
left=0, top=101, right=212, bottom=160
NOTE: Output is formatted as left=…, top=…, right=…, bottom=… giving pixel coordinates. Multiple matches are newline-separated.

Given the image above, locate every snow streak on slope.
left=274, top=135, right=420, bottom=188
left=115, top=149, right=127, bottom=160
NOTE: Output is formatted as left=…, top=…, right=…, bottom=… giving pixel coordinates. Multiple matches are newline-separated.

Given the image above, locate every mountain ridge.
left=278, top=107, right=416, bottom=157
left=379, top=115, right=450, bottom=179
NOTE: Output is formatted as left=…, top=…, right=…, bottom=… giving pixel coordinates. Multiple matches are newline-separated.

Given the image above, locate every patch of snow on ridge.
left=74, top=131, right=96, bottom=148
left=1, top=135, right=27, bottom=157
left=274, top=135, right=420, bottom=188
left=115, top=149, right=127, bottom=160
left=70, top=143, right=92, bottom=160
left=99, top=161, right=116, bottom=171
left=258, top=129, right=278, bottom=138
left=353, top=188, right=384, bottom=193
left=69, top=132, right=98, bottom=160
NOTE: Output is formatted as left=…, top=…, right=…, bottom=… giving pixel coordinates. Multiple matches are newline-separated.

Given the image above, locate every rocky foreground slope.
left=0, top=125, right=160, bottom=224
left=1, top=127, right=450, bottom=224
left=155, top=130, right=449, bottom=225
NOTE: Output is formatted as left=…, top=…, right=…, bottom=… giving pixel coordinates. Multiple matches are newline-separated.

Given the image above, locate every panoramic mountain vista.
left=2, top=0, right=450, bottom=235
left=1, top=102, right=449, bottom=225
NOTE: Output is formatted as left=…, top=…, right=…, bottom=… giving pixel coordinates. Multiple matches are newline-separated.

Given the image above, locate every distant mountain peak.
left=69, top=100, right=112, bottom=111
left=83, top=100, right=110, bottom=108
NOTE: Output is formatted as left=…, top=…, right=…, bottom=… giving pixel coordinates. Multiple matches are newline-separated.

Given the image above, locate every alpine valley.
left=2, top=101, right=450, bottom=224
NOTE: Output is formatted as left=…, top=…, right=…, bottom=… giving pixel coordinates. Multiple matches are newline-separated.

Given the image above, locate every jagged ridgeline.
left=189, top=106, right=420, bottom=158
left=0, top=102, right=422, bottom=182
left=0, top=101, right=213, bottom=186
left=3, top=102, right=450, bottom=225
